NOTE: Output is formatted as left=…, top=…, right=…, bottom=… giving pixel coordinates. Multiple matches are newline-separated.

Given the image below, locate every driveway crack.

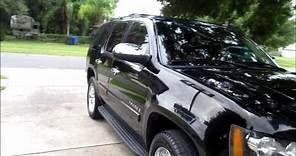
left=12, top=142, right=123, bottom=156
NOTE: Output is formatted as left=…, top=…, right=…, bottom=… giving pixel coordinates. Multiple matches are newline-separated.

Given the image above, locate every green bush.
left=39, top=34, right=67, bottom=43
left=77, top=36, right=91, bottom=44
left=39, top=34, right=90, bottom=44
left=0, top=30, right=5, bottom=41
left=0, top=24, right=8, bottom=41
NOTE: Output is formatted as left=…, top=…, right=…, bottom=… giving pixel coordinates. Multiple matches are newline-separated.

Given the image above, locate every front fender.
left=142, top=102, right=208, bottom=156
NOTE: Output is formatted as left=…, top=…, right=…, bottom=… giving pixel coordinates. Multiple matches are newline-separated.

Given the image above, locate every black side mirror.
left=112, top=43, right=151, bottom=65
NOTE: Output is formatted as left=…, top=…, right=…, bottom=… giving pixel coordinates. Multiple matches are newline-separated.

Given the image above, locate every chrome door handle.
left=111, top=67, right=120, bottom=76
left=95, top=59, right=102, bottom=64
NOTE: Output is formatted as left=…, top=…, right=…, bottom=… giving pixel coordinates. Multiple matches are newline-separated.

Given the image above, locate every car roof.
left=111, top=14, right=226, bottom=28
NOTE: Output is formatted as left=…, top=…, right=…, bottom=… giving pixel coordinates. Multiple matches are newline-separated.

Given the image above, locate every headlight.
left=229, top=125, right=296, bottom=156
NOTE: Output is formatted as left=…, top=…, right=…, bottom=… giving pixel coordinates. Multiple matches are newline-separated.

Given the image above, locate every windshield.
left=155, top=19, right=276, bottom=68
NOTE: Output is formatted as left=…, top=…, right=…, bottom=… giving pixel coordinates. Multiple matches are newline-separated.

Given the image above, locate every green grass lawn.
left=1, top=38, right=88, bottom=56
left=275, top=56, right=295, bottom=68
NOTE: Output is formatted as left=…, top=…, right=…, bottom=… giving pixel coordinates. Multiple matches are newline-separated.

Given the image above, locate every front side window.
left=92, top=22, right=113, bottom=48
left=156, top=20, right=276, bottom=68
left=123, top=22, right=149, bottom=55
left=106, top=22, right=129, bottom=52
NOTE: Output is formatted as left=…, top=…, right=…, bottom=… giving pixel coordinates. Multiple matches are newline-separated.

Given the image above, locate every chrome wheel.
left=154, top=147, right=171, bottom=156
left=88, top=83, right=96, bottom=114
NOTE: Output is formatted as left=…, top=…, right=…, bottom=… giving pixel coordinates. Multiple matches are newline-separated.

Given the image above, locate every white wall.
left=279, top=43, right=296, bottom=58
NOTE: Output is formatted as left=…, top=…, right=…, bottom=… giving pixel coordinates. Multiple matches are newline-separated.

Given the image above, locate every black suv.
left=86, top=14, right=296, bottom=156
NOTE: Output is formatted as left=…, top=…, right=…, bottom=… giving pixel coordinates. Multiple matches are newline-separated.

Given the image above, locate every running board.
left=98, top=105, right=148, bottom=156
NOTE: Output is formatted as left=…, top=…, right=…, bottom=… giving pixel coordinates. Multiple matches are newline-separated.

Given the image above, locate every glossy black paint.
left=86, top=15, right=296, bottom=156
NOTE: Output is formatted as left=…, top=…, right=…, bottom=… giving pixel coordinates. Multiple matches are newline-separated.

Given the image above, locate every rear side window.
left=124, top=22, right=149, bottom=54
left=106, top=22, right=129, bottom=52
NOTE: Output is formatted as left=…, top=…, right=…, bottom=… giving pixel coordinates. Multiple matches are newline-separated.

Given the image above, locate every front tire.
left=149, top=130, right=197, bottom=156
left=87, top=77, right=103, bottom=119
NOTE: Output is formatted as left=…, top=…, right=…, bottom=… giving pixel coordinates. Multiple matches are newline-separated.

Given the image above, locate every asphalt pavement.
left=1, top=53, right=134, bottom=156
left=1, top=53, right=85, bottom=69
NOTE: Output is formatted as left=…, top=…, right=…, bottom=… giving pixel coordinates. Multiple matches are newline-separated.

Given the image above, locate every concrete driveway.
left=1, top=53, right=135, bottom=156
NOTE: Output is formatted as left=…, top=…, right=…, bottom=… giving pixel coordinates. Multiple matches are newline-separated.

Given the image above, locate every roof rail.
left=111, top=13, right=153, bottom=21
left=127, top=13, right=151, bottom=18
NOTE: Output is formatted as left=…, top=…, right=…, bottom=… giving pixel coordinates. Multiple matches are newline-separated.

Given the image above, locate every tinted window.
left=124, top=22, right=149, bottom=54
left=92, top=23, right=112, bottom=48
left=156, top=20, right=276, bottom=67
left=106, top=22, right=129, bottom=52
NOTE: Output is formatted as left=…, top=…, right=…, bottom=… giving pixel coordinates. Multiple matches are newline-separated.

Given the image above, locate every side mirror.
left=112, top=43, right=151, bottom=65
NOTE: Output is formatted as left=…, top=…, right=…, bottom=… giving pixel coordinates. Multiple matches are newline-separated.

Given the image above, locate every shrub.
left=77, top=36, right=91, bottom=44
left=39, top=34, right=90, bottom=44
left=39, top=34, right=67, bottom=43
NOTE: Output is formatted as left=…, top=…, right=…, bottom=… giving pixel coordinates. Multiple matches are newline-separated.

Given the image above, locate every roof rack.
left=111, top=13, right=153, bottom=21
left=127, top=13, right=152, bottom=18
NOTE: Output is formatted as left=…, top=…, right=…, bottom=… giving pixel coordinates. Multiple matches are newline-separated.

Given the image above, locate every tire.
left=149, top=129, right=198, bottom=156
left=87, top=77, right=103, bottom=119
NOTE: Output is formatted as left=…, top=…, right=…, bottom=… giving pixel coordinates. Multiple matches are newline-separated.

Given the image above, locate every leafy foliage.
left=78, top=0, right=117, bottom=35
left=0, top=0, right=28, bottom=40
left=78, top=0, right=116, bottom=21
left=158, top=0, right=295, bottom=49
left=0, top=0, right=117, bottom=37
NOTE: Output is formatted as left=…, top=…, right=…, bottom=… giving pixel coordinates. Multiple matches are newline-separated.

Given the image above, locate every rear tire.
left=149, top=129, right=198, bottom=156
left=87, top=77, right=103, bottom=119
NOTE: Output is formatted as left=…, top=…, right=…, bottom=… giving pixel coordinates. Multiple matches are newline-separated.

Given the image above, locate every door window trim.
left=122, top=20, right=151, bottom=55
left=104, top=21, right=132, bottom=53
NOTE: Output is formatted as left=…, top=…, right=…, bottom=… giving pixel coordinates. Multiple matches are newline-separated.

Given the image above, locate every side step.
left=98, top=105, right=148, bottom=156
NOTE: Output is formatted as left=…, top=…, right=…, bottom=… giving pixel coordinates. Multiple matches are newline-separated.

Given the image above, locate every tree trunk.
left=66, top=20, right=70, bottom=36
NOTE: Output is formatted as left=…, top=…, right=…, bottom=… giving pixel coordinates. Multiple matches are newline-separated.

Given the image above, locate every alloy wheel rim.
left=88, top=83, right=96, bottom=114
left=154, top=147, right=171, bottom=156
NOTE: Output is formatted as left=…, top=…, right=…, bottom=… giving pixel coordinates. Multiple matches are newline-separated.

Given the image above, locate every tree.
left=25, top=0, right=43, bottom=22
left=24, top=0, right=57, bottom=32
left=0, top=0, right=28, bottom=40
left=66, top=1, right=73, bottom=36
left=41, top=0, right=69, bottom=34
left=41, top=0, right=116, bottom=35
left=158, top=0, right=295, bottom=49
left=78, top=0, right=117, bottom=35
left=0, top=0, right=117, bottom=37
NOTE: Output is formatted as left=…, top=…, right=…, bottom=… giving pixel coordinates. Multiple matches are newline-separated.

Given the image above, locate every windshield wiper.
left=245, top=62, right=285, bottom=71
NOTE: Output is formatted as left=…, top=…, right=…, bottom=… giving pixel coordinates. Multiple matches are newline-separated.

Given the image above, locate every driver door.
left=107, top=22, right=150, bottom=134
